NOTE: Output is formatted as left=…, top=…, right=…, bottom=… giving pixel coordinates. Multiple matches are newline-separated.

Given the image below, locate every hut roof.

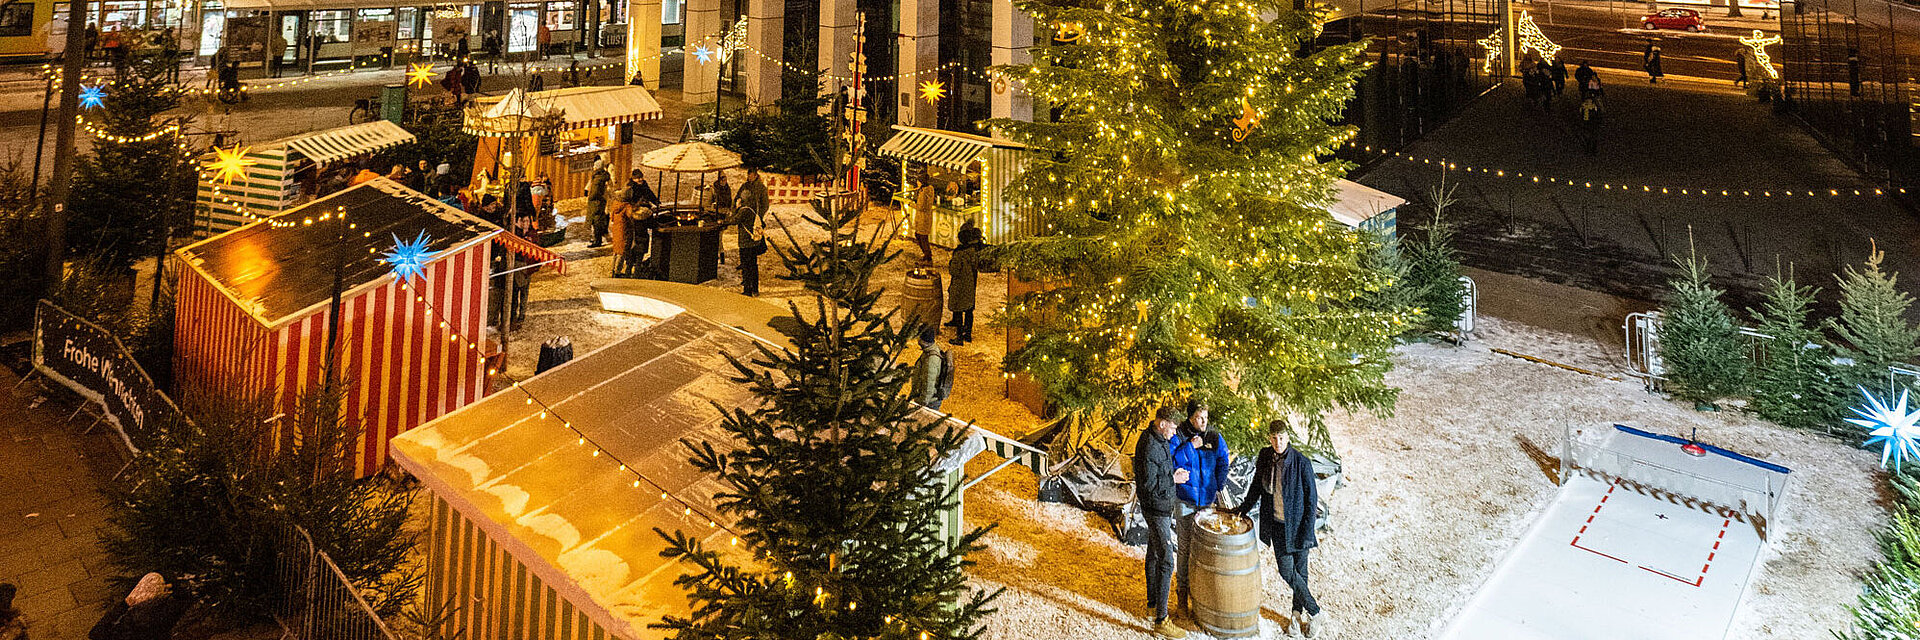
left=174, top=179, right=499, bottom=329
left=1326, top=179, right=1406, bottom=228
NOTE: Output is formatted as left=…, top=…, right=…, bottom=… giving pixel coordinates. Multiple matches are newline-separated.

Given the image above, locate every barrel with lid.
left=901, top=269, right=944, bottom=330
left=1191, top=510, right=1261, bottom=638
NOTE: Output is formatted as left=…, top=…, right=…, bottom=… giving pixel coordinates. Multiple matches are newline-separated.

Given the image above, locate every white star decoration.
left=1849, top=386, right=1920, bottom=472
left=382, top=231, right=436, bottom=282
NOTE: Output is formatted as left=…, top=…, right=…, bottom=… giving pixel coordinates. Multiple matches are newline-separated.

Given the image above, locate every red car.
left=1643, top=8, right=1707, bottom=32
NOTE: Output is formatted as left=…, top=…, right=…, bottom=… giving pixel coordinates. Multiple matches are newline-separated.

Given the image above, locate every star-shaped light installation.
left=692, top=45, right=714, bottom=65
left=382, top=231, right=436, bottom=282
left=407, top=63, right=436, bottom=88
left=918, top=80, right=946, bottom=105
left=79, top=84, right=106, bottom=109
left=207, top=146, right=256, bottom=184
left=1848, top=386, right=1920, bottom=473
left=1740, top=29, right=1782, bottom=80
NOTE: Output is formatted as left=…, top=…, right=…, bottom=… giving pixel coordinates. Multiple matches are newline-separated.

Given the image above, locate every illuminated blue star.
left=1848, top=386, right=1920, bottom=473
left=692, top=45, right=713, bottom=64
left=381, top=231, right=436, bottom=282
left=79, top=85, right=106, bottom=110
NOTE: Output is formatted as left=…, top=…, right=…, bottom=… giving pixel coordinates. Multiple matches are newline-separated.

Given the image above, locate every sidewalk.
left=0, top=363, right=126, bottom=639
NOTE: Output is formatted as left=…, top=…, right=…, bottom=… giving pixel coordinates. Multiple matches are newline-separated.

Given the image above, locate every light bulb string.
left=1346, top=143, right=1902, bottom=198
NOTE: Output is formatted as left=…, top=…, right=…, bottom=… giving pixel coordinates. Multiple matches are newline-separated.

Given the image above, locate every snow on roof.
left=390, top=310, right=995, bottom=639
left=1325, top=179, right=1405, bottom=228
left=174, top=180, right=498, bottom=329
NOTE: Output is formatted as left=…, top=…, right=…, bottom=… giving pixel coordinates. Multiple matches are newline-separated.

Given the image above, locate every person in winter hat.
left=1232, top=418, right=1323, bottom=637
left=1136, top=405, right=1190, bottom=638
left=1169, top=397, right=1231, bottom=615
left=944, top=221, right=996, bottom=345
left=910, top=326, right=950, bottom=410
left=89, top=573, right=188, bottom=640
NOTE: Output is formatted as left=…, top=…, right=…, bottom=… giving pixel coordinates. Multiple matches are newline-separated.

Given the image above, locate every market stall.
left=466, top=84, right=664, bottom=215
left=390, top=295, right=1047, bottom=640
left=193, top=120, right=416, bottom=238
left=173, top=180, right=555, bottom=475
left=635, top=141, right=741, bottom=284
left=1327, top=179, right=1403, bottom=234
left=877, top=125, right=1031, bottom=247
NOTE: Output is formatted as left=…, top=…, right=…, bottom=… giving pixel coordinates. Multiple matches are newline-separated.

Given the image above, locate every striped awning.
left=282, top=120, right=415, bottom=166
left=877, top=125, right=1024, bottom=171
left=468, top=85, right=663, bottom=136
left=491, top=232, right=566, bottom=274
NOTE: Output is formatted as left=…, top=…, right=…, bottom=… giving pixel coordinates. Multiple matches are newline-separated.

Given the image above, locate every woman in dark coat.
left=1232, top=419, right=1323, bottom=637
left=945, top=222, right=995, bottom=345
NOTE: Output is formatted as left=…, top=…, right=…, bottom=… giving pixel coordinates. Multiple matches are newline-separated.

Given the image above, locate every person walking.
left=1231, top=420, right=1323, bottom=638
left=1580, top=93, right=1604, bottom=155
left=585, top=159, right=612, bottom=247
left=1734, top=49, right=1749, bottom=88
left=911, top=327, right=952, bottom=411
left=566, top=59, right=582, bottom=87
left=443, top=62, right=467, bottom=103
left=1645, top=42, right=1664, bottom=83
left=89, top=573, right=189, bottom=640
left=1847, top=48, right=1862, bottom=96
left=731, top=168, right=770, bottom=296
left=1550, top=58, right=1568, bottom=95
left=1574, top=60, right=1597, bottom=98
left=945, top=221, right=995, bottom=345
left=1169, top=398, right=1230, bottom=618
left=1535, top=60, right=1555, bottom=110
left=1136, top=406, right=1190, bottom=639
left=461, top=60, right=482, bottom=95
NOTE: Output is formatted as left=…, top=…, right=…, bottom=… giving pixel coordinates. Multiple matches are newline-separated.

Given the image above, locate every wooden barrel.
left=901, top=269, right=944, bottom=330
left=1191, top=511, right=1261, bottom=638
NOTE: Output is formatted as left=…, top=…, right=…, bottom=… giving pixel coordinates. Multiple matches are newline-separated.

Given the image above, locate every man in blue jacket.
left=1170, top=398, right=1231, bottom=616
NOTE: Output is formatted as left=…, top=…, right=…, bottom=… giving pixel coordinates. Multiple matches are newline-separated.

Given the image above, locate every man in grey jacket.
left=1135, top=405, right=1189, bottom=638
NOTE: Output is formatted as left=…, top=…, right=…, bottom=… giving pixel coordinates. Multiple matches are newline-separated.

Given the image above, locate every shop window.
left=397, top=7, right=418, bottom=39
left=311, top=10, right=351, bottom=43
left=661, top=0, right=680, bottom=24
left=506, top=5, right=535, bottom=52
left=0, top=2, right=33, bottom=37
left=544, top=1, right=574, bottom=30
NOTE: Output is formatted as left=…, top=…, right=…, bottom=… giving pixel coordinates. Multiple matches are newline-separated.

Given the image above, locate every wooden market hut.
left=193, top=120, right=417, bottom=238
left=877, top=125, right=1032, bottom=247
left=1327, top=179, right=1404, bottom=234
left=172, top=180, right=560, bottom=474
left=390, top=289, right=1048, bottom=640
left=466, top=85, right=665, bottom=204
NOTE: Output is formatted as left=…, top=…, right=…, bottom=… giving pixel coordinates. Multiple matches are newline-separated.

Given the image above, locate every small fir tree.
left=1830, top=245, right=1920, bottom=393
left=68, top=53, right=195, bottom=273
left=1746, top=267, right=1848, bottom=431
left=101, top=385, right=417, bottom=622
left=1837, top=473, right=1920, bottom=640
left=652, top=195, right=996, bottom=639
left=1658, top=247, right=1748, bottom=405
left=1358, top=230, right=1422, bottom=327
left=1405, top=183, right=1465, bottom=337
left=987, top=0, right=1406, bottom=450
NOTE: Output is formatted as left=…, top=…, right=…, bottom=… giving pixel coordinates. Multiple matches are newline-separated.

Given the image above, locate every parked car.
left=1643, top=8, right=1707, bottom=32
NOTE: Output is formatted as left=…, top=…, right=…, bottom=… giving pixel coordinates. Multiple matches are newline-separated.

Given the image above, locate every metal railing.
left=1622, top=311, right=1774, bottom=384
left=1561, top=425, right=1792, bottom=540
left=273, top=524, right=400, bottom=640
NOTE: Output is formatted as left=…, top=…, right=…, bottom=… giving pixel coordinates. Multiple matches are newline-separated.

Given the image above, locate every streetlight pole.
left=42, top=0, right=92, bottom=291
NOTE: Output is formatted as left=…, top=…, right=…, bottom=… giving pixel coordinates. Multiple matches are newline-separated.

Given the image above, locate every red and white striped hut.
left=172, top=179, right=527, bottom=474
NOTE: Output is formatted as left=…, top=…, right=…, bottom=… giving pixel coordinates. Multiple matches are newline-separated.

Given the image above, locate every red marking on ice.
left=1586, top=515, right=1596, bottom=523
left=1718, top=530, right=1726, bottom=539
left=1640, top=565, right=1705, bottom=587
left=1707, top=552, right=1715, bottom=562
left=1571, top=538, right=1630, bottom=564
left=1579, top=526, right=1588, bottom=534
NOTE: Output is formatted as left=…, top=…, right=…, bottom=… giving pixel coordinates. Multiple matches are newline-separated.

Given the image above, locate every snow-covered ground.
left=500, top=198, right=1886, bottom=640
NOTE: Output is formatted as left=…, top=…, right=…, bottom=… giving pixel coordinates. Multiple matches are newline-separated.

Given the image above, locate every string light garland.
left=1741, top=29, right=1782, bottom=79
left=1479, top=12, right=1561, bottom=73
left=1345, top=143, right=1901, bottom=197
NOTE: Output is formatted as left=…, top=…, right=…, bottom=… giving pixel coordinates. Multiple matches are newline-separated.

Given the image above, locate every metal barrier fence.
left=273, top=524, right=400, bottom=640
left=1622, top=311, right=1775, bottom=384
left=1561, top=425, right=1791, bottom=539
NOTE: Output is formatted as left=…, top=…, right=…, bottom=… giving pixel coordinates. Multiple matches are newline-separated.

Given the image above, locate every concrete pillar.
left=895, top=0, right=937, bottom=127
left=818, top=0, right=856, bottom=96
left=743, top=0, right=782, bottom=106
left=990, top=0, right=1033, bottom=123
left=682, top=0, right=720, bottom=104
left=626, top=0, right=662, bottom=88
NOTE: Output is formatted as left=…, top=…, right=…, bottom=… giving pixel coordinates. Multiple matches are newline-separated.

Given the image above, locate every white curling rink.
left=1436, top=425, right=1790, bottom=640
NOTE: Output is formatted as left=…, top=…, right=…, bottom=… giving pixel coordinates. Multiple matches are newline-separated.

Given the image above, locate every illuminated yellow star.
left=406, top=63, right=436, bottom=88
left=207, top=146, right=256, bottom=184
left=918, top=80, right=946, bottom=105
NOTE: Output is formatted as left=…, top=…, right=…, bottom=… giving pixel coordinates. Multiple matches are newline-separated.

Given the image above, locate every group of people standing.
left=1519, top=58, right=1608, bottom=156
left=1135, top=401, right=1323, bottom=638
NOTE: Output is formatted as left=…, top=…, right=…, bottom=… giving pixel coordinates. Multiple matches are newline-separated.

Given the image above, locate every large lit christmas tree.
left=986, top=0, right=1406, bottom=448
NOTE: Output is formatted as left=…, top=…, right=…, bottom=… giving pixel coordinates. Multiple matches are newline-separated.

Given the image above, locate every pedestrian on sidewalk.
left=1169, top=398, right=1230, bottom=618
left=945, top=221, right=996, bottom=345
left=1550, top=58, right=1567, bottom=95
left=1536, top=61, right=1555, bottom=110
left=1136, top=405, right=1190, bottom=639
left=911, top=326, right=952, bottom=411
left=89, top=573, right=188, bottom=640
left=1848, top=48, right=1862, bottom=96
left=1734, top=49, right=1749, bottom=88
left=461, top=60, right=482, bottom=95
left=1574, top=60, right=1596, bottom=97
left=912, top=181, right=936, bottom=262
left=1645, top=42, right=1664, bottom=83
left=0, top=583, right=26, bottom=640
left=566, top=59, right=582, bottom=87
left=1580, top=93, right=1604, bottom=155
left=1232, top=419, right=1323, bottom=638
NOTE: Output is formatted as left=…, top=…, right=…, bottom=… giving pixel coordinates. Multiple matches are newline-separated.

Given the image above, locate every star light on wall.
left=918, top=80, right=946, bottom=105
left=692, top=45, right=714, bottom=65
left=1848, top=386, right=1920, bottom=473
left=207, top=146, right=257, bottom=184
left=79, top=85, right=106, bottom=109
left=1740, top=29, right=1782, bottom=79
left=382, top=231, right=436, bottom=282
left=407, top=63, right=436, bottom=88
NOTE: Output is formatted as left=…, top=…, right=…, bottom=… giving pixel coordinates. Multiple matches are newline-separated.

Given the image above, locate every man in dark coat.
left=1233, top=418, right=1322, bottom=637
left=945, top=221, right=995, bottom=345
left=1574, top=61, right=1598, bottom=98
left=1134, top=406, right=1189, bottom=639
left=730, top=168, right=770, bottom=296
left=585, top=159, right=612, bottom=247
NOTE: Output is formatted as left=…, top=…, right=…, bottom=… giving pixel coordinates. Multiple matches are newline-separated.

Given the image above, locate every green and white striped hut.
left=194, top=120, right=416, bottom=238
left=390, top=289, right=1045, bottom=640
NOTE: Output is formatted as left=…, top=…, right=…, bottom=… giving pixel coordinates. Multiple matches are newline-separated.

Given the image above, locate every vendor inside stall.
left=877, top=125, right=1029, bottom=249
